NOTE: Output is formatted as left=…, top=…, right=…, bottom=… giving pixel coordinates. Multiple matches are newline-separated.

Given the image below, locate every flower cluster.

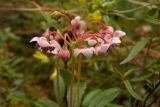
left=30, top=15, right=126, bottom=60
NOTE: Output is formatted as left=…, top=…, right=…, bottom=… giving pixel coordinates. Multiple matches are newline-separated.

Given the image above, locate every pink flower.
left=98, top=26, right=126, bottom=45
left=85, top=37, right=97, bottom=46
left=58, top=49, right=70, bottom=60
left=109, top=31, right=126, bottom=44
left=95, top=44, right=110, bottom=55
left=113, top=31, right=126, bottom=38
left=109, top=37, right=121, bottom=44
left=71, top=16, right=85, bottom=35
left=30, top=16, right=126, bottom=60
left=30, top=33, right=63, bottom=55
left=99, top=26, right=114, bottom=35
left=74, top=47, right=95, bottom=58
left=30, top=37, right=50, bottom=47
left=50, top=40, right=61, bottom=49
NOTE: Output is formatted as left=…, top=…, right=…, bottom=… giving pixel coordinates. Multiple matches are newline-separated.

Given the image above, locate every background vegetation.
left=0, top=0, right=160, bottom=107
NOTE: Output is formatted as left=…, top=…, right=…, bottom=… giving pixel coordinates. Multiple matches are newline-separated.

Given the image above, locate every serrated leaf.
left=120, top=38, right=149, bottom=64
left=88, top=88, right=120, bottom=107
left=123, top=79, right=142, bottom=100
left=34, top=99, right=60, bottom=107
left=82, top=89, right=102, bottom=106
left=67, top=82, right=87, bottom=107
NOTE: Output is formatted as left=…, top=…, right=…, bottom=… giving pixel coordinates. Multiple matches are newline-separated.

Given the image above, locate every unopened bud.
left=58, top=49, right=70, bottom=60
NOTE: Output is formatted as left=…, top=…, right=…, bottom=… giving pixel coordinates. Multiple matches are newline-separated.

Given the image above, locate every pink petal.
left=110, top=37, right=121, bottom=44
left=85, top=37, right=97, bottom=46
left=81, top=47, right=95, bottom=58
left=104, top=34, right=112, bottom=41
left=95, top=44, right=110, bottom=55
left=50, top=40, right=61, bottom=49
left=37, top=37, right=50, bottom=47
left=74, top=48, right=81, bottom=57
left=100, top=26, right=114, bottom=35
left=113, top=31, right=126, bottom=37
left=30, top=37, right=39, bottom=42
left=71, top=16, right=85, bottom=35
left=51, top=48, right=59, bottom=55
left=58, top=49, right=70, bottom=60
left=42, top=29, right=49, bottom=37
left=88, top=39, right=97, bottom=46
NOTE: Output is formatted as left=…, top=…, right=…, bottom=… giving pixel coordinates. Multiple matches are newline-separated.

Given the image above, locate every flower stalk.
left=77, top=55, right=82, bottom=107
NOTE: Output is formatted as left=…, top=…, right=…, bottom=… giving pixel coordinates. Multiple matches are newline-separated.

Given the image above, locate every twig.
left=143, top=81, right=160, bottom=107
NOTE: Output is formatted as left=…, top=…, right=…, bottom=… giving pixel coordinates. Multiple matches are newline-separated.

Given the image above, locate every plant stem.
left=77, top=55, right=82, bottom=107
left=70, top=44, right=76, bottom=107
left=143, top=81, right=160, bottom=107
left=0, top=7, right=54, bottom=12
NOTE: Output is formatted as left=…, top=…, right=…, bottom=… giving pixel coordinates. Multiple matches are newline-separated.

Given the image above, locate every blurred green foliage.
left=0, top=0, right=160, bottom=107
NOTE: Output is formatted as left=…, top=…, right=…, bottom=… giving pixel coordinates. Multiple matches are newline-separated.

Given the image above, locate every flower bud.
left=58, top=49, right=70, bottom=60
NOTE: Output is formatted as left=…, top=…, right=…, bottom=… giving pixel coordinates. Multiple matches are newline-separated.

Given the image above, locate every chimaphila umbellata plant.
left=30, top=11, right=126, bottom=107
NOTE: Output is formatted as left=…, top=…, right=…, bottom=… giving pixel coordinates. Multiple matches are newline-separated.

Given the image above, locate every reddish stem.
left=0, top=7, right=54, bottom=12
left=77, top=55, right=82, bottom=107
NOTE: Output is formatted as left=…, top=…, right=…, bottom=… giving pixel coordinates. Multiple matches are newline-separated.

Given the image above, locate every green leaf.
left=88, top=88, right=120, bottom=107
left=60, top=69, right=71, bottom=87
left=88, top=10, right=102, bottom=20
left=54, top=75, right=66, bottom=102
left=34, top=99, right=60, bottom=107
left=78, top=0, right=86, bottom=5
left=33, top=51, right=50, bottom=63
left=7, top=95, right=34, bottom=104
left=146, top=17, right=160, bottom=25
left=127, top=0, right=149, bottom=6
left=131, top=73, right=152, bottom=82
left=67, top=82, right=87, bottom=107
left=123, top=79, right=142, bottom=100
left=120, top=38, right=149, bottom=64
left=82, top=89, right=102, bottom=106
left=102, top=0, right=120, bottom=9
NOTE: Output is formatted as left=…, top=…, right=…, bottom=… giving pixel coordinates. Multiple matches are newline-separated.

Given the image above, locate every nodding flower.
left=71, top=16, right=85, bottom=36
left=74, top=47, right=95, bottom=58
left=30, top=14, right=126, bottom=59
